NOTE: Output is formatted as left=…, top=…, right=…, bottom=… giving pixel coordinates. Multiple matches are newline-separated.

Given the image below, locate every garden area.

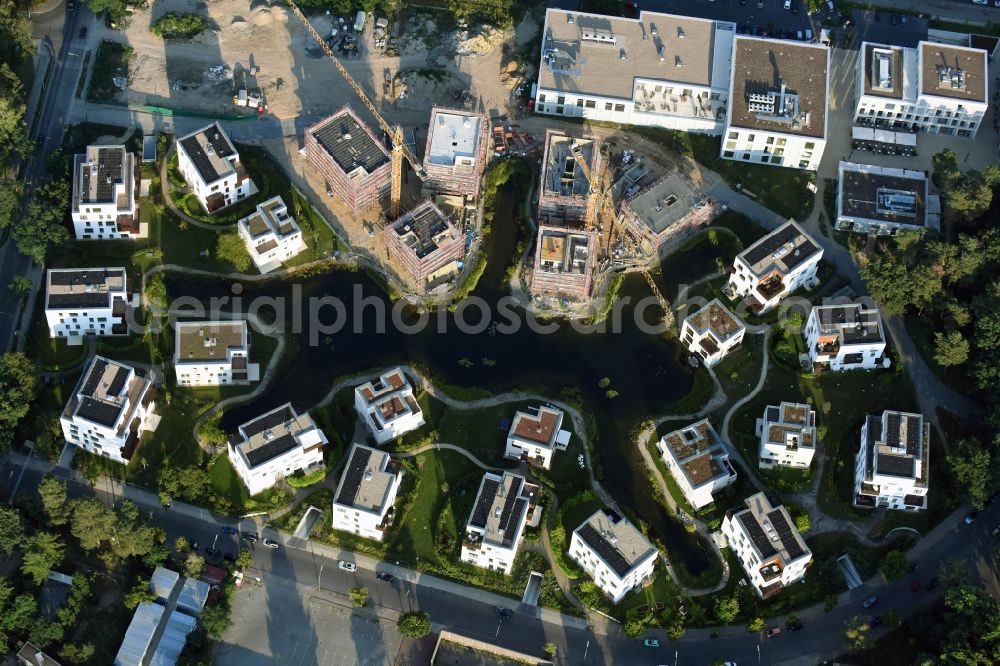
left=150, top=11, right=209, bottom=39
left=87, top=41, right=131, bottom=102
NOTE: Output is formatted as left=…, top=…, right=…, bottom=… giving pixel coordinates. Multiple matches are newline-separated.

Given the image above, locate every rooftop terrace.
left=389, top=200, right=460, bottom=260
left=919, top=42, right=987, bottom=103
left=46, top=268, right=127, bottom=310
left=425, top=108, right=485, bottom=171
left=175, top=321, right=246, bottom=363
left=738, top=220, right=820, bottom=279
left=838, top=162, right=926, bottom=227
left=178, top=123, right=237, bottom=185
left=685, top=299, right=744, bottom=342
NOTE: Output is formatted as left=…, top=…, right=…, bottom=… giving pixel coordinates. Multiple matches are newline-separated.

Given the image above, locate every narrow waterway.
left=166, top=184, right=723, bottom=574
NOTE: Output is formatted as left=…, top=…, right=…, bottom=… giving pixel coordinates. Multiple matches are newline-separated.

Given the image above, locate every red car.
left=765, top=627, right=782, bottom=638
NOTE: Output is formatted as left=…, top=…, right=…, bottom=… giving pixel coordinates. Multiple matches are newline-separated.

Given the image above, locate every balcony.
left=377, top=506, right=396, bottom=532
left=463, top=531, right=483, bottom=551
left=815, top=341, right=840, bottom=355
left=758, top=580, right=785, bottom=599
left=755, top=275, right=785, bottom=301
left=759, top=562, right=783, bottom=583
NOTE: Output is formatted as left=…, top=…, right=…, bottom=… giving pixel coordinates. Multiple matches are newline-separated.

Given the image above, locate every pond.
left=165, top=185, right=725, bottom=575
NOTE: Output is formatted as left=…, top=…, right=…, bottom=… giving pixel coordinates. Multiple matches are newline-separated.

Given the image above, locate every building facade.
left=422, top=107, right=489, bottom=197
left=71, top=144, right=143, bottom=240
left=656, top=419, right=737, bottom=509
left=331, top=443, right=403, bottom=541
left=725, top=220, right=822, bottom=313
left=173, top=321, right=257, bottom=387
left=855, top=410, right=930, bottom=511
left=60, top=356, right=156, bottom=464
left=679, top=298, right=746, bottom=367
left=236, top=196, right=307, bottom=274
left=228, top=403, right=327, bottom=495
left=758, top=402, right=816, bottom=469
left=569, top=509, right=657, bottom=603
left=176, top=123, right=256, bottom=214
left=384, top=200, right=465, bottom=289
left=805, top=303, right=889, bottom=372
left=503, top=405, right=571, bottom=470
left=45, top=268, right=132, bottom=340
left=460, top=471, right=538, bottom=575
left=530, top=225, right=598, bottom=302
left=354, top=368, right=425, bottom=445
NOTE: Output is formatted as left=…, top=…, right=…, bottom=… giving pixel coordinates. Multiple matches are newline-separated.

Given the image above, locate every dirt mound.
left=250, top=6, right=273, bottom=25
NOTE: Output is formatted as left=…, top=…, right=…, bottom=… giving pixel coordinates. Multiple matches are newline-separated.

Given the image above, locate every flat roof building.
left=422, top=107, right=489, bottom=197
left=806, top=302, right=889, bottom=372
left=679, top=298, right=746, bottom=368
left=384, top=200, right=465, bottom=290
left=836, top=161, right=936, bottom=235
left=332, top=443, right=404, bottom=541
left=460, top=471, right=539, bottom=575
left=503, top=405, right=571, bottom=470
left=726, top=220, right=823, bottom=313
left=305, top=106, right=391, bottom=216
left=173, top=320, right=258, bottom=387
left=45, top=267, right=132, bottom=340
left=530, top=225, right=597, bottom=302
left=228, top=403, right=328, bottom=495
left=656, top=419, right=737, bottom=509
left=237, top=195, right=307, bottom=273
left=71, top=144, right=143, bottom=240
left=538, top=130, right=598, bottom=227
left=176, top=122, right=256, bottom=214
left=855, top=410, right=930, bottom=511
left=620, top=170, right=714, bottom=245
left=569, top=509, right=657, bottom=603
left=354, top=368, right=425, bottom=445
left=758, top=402, right=816, bottom=470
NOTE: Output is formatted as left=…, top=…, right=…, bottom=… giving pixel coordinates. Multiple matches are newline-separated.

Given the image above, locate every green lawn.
left=207, top=455, right=251, bottom=507
left=24, top=297, right=88, bottom=370
left=710, top=210, right=768, bottom=247
left=87, top=41, right=131, bottom=102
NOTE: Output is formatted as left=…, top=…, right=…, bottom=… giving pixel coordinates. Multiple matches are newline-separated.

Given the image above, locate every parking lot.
left=619, top=0, right=815, bottom=35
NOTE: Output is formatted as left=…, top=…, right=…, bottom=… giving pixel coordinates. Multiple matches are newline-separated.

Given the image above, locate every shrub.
left=398, top=611, right=431, bottom=638
left=285, top=467, right=327, bottom=488
left=151, top=12, right=209, bottom=39
left=349, top=587, right=369, bottom=607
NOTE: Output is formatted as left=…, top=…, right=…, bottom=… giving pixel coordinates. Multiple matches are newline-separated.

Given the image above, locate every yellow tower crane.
left=286, top=0, right=424, bottom=219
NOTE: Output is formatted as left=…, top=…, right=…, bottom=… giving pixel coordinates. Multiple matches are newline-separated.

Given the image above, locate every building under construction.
left=422, top=107, right=489, bottom=198
left=620, top=169, right=715, bottom=250
left=530, top=225, right=597, bottom=301
left=304, top=106, right=391, bottom=216
left=537, top=130, right=599, bottom=227
left=384, top=200, right=465, bottom=290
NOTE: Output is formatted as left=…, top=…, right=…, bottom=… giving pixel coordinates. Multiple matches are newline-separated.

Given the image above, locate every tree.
left=38, top=476, right=70, bottom=526
left=159, top=466, right=211, bottom=504
left=0, top=180, right=23, bottom=232
left=543, top=642, right=557, bottom=658
left=14, top=178, right=70, bottom=263
left=110, top=500, right=158, bottom=559
left=32, top=411, right=65, bottom=462
left=860, top=254, right=941, bottom=315
left=934, top=330, right=970, bottom=367
left=174, top=536, right=191, bottom=553
left=883, top=608, right=900, bottom=628
left=236, top=549, right=253, bottom=570
left=28, top=619, right=64, bottom=648
left=397, top=611, right=431, bottom=638
left=879, top=550, right=909, bottom=581
left=948, top=439, right=993, bottom=509
left=349, top=587, right=369, bottom=607
left=932, top=149, right=962, bottom=189
left=200, top=602, right=231, bottom=639
left=60, top=643, right=96, bottom=664
left=146, top=272, right=169, bottom=310
left=794, top=513, right=810, bottom=533
left=3, top=594, right=38, bottom=634
left=184, top=553, right=205, bottom=578
left=623, top=617, right=647, bottom=637
left=0, top=64, right=31, bottom=164
left=714, top=596, right=739, bottom=624
left=748, top=617, right=765, bottom=633
left=124, top=581, right=156, bottom=609
left=70, top=497, right=116, bottom=551
left=0, top=352, right=38, bottom=450
left=0, top=505, right=24, bottom=554
left=21, top=532, right=66, bottom=584
left=85, top=0, right=128, bottom=24
left=6, top=275, right=30, bottom=296
left=843, top=616, right=873, bottom=653
left=786, top=612, right=800, bottom=625
left=215, top=231, right=253, bottom=272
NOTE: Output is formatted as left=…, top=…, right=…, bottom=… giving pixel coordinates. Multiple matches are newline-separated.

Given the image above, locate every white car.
left=338, top=561, right=357, bottom=572
left=972, top=0, right=987, bottom=5
left=783, top=0, right=791, bottom=8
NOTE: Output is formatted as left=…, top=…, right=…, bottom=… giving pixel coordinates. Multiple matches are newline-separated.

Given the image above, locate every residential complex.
left=656, top=419, right=737, bottom=509
left=723, top=37, right=829, bottom=170
left=534, top=9, right=735, bottom=134
left=758, top=402, right=816, bottom=469
left=725, top=220, right=822, bottom=313
left=227, top=403, right=327, bottom=495
left=236, top=195, right=307, bottom=273
left=173, top=320, right=258, bottom=387
left=569, top=509, right=657, bottom=603
left=854, top=42, right=988, bottom=137
left=176, top=122, right=256, bottom=214
left=679, top=298, right=746, bottom=367
left=60, top=356, right=156, bottom=464
left=503, top=405, right=571, bottom=470
left=115, top=567, right=208, bottom=666
left=855, top=410, right=930, bottom=511
left=305, top=106, right=391, bottom=216
left=332, top=443, right=404, bottom=541
left=384, top=200, right=465, bottom=289
left=422, top=107, right=489, bottom=196
left=722, top=492, right=812, bottom=598
left=354, top=368, right=425, bottom=445
left=537, top=130, right=598, bottom=226
left=805, top=303, right=889, bottom=372
left=71, top=144, right=143, bottom=240
left=835, top=161, right=937, bottom=235
left=460, top=471, right=539, bottom=575
left=45, top=267, right=132, bottom=340
left=530, top=226, right=598, bottom=301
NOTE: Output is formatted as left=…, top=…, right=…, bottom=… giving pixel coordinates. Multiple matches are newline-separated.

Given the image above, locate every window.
left=710, top=92, right=721, bottom=101
left=728, top=131, right=737, bottom=140
left=747, top=134, right=755, bottom=142
left=585, top=100, right=596, bottom=109
left=804, top=142, right=815, bottom=150
left=576, top=99, right=584, bottom=107
left=538, top=94, right=546, bottom=103
left=605, top=102, right=613, bottom=111
left=557, top=96, right=566, bottom=105
left=614, top=103, right=625, bottom=112
left=725, top=141, right=736, bottom=150
left=766, top=137, right=774, bottom=145
left=723, top=150, right=734, bottom=158
left=555, top=106, right=564, bottom=114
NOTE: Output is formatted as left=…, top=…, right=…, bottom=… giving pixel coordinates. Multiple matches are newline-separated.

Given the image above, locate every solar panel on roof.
left=577, top=522, right=634, bottom=578
left=885, top=413, right=901, bottom=447
left=107, top=365, right=130, bottom=397
left=336, top=446, right=373, bottom=505
left=470, top=477, right=501, bottom=529
left=737, top=510, right=778, bottom=559
left=241, top=405, right=295, bottom=438
left=243, top=433, right=298, bottom=468
left=905, top=416, right=920, bottom=455
left=768, top=509, right=806, bottom=560
left=743, top=224, right=800, bottom=267
left=82, top=358, right=107, bottom=396
left=77, top=397, right=124, bottom=427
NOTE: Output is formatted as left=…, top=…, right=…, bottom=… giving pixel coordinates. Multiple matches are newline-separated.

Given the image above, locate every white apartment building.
left=227, top=403, right=327, bottom=495
left=679, top=298, right=746, bottom=368
left=60, top=356, right=156, bottom=464
left=836, top=161, right=937, bottom=235
left=722, top=492, right=812, bottom=598
left=331, top=443, right=403, bottom=541
left=460, top=471, right=539, bottom=575
left=71, top=144, right=144, bottom=240
left=725, top=220, right=823, bottom=313
left=176, top=122, right=256, bottom=214
left=236, top=196, right=307, bottom=274
left=758, top=402, right=816, bottom=469
left=805, top=303, right=889, bottom=372
left=569, top=509, right=657, bottom=603
left=855, top=410, right=930, bottom=511
left=354, top=368, right=425, bottom=445
left=656, top=419, right=737, bottom=510
left=854, top=42, right=988, bottom=137
left=503, top=405, right=571, bottom=470
left=173, top=320, right=259, bottom=387
left=722, top=37, right=830, bottom=170
left=534, top=9, right=736, bottom=134
left=45, top=268, right=133, bottom=341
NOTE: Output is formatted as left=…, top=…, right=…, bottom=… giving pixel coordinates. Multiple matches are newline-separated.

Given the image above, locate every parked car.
left=338, top=561, right=358, bottom=572
left=496, top=607, right=514, bottom=618
left=190, top=541, right=200, bottom=551
left=765, top=627, right=782, bottom=638
left=643, top=639, right=659, bottom=648
left=783, top=0, right=791, bottom=8
left=756, top=0, right=764, bottom=7
left=862, top=595, right=879, bottom=609
left=925, top=576, right=939, bottom=591
left=262, top=538, right=280, bottom=549
left=221, top=526, right=239, bottom=535
left=908, top=561, right=918, bottom=573
left=67, top=0, right=75, bottom=10
left=964, top=511, right=979, bottom=525
left=243, top=532, right=258, bottom=543
left=376, top=572, right=395, bottom=583
left=785, top=621, right=804, bottom=632
left=78, top=26, right=87, bottom=39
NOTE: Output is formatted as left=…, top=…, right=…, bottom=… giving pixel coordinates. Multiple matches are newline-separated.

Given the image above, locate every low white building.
left=460, top=471, right=539, bottom=575
left=679, top=299, right=746, bottom=367
left=71, top=144, right=144, bottom=240
left=534, top=9, right=736, bottom=134
left=569, top=509, right=657, bottom=604
left=722, top=37, right=830, bottom=171
left=758, top=402, right=816, bottom=469
left=45, top=268, right=133, bottom=341
left=805, top=303, right=889, bottom=372
left=236, top=196, right=307, bottom=273
left=855, top=410, right=930, bottom=511
left=227, top=403, right=327, bottom=496
left=503, top=405, right=571, bottom=470
left=354, top=368, right=425, bottom=445
left=176, top=122, right=256, bottom=214
left=173, top=320, right=259, bottom=387
left=331, top=443, right=404, bottom=541
left=722, top=492, right=812, bottom=598
left=656, top=419, right=737, bottom=509
left=854, top=41, right=988, bottom=138
left=725, top=220, right=823, bottom=314
left=836, top=162, right=936, bottom=235
left=60, top=356, right=156, bottom=464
